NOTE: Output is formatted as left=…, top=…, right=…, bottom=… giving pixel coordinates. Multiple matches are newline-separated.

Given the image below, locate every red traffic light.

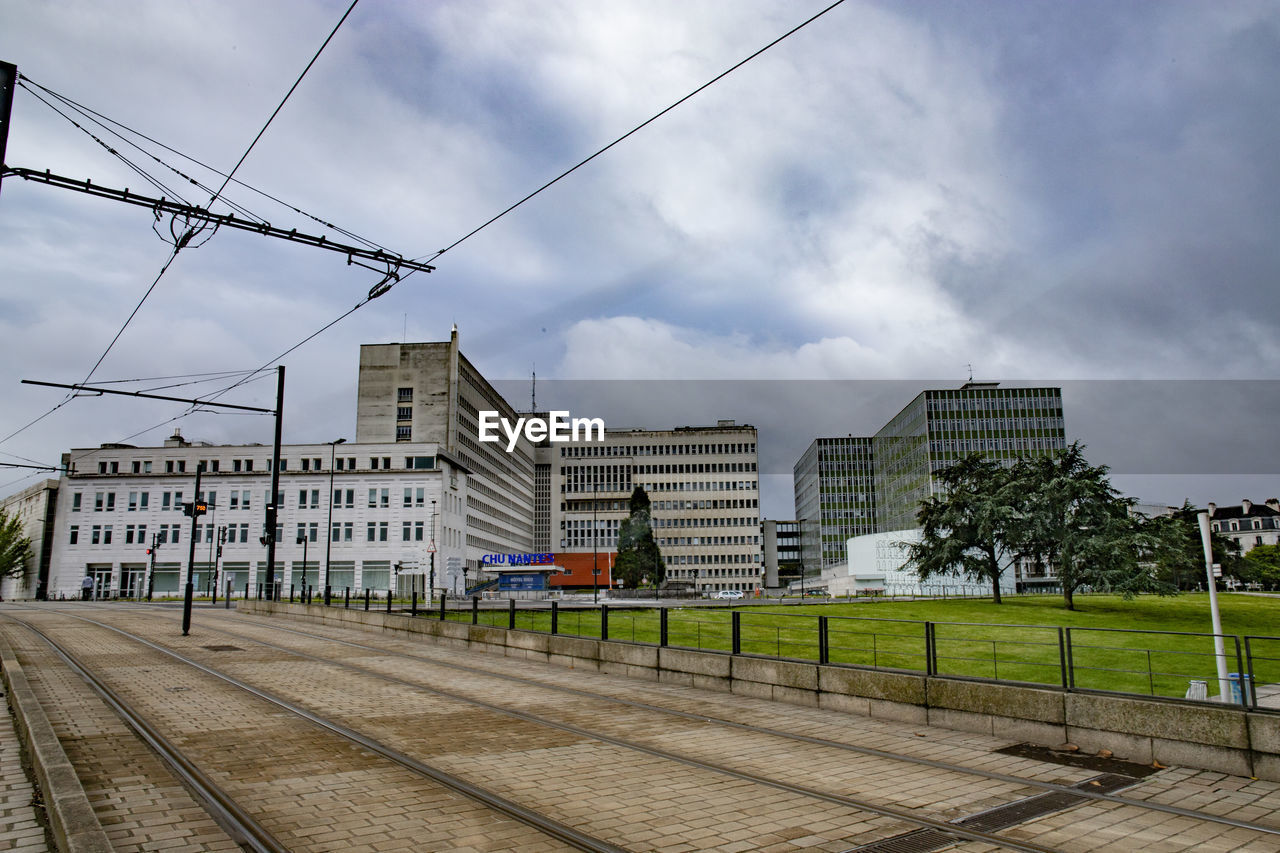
left=146, top=548, right=152, bottom=555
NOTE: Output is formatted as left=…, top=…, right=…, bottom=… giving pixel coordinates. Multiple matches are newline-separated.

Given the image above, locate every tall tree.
left=1004, top=443, right=1149, bottom=610
left=0, top=510, right=31, bottom=581
left=614, top=487, right=665, bottom=589
left=1238, top=544, right=1280, bottom=589
left=1144, top=502, right=1239, bottom=591
left=905, top=454, right=1015, bottom=603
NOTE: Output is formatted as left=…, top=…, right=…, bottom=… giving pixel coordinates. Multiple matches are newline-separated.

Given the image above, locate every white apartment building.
left=547, top=421, right=764, bottom=594
left=49, top=432, right=468, bottom=599
left=0, top=478, right=58, bottom=600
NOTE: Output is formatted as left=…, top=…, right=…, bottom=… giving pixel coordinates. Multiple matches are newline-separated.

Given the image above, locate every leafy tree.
left=1144, top=502, right=1240, bottom=591
left=1004, top=443, right=1155, bottom=610
left=1238, top=544, right=1280, bottom=589
left=905, top=454, right=1016, bottom=603
left=614, top=487, right=665, bottom=589
left=0, top=510, right=32, bottom=581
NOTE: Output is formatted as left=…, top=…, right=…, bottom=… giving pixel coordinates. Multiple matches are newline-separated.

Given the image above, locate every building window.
left=91, top=525, right=101, bottom=545
left=95, top=493, right=104, bottom=511
left=301, top=458, right=310, bottom=471
left=72, top=493, right=82, bottom=512
left=98, top=462, right=107, bottom=474
left=396, top=425, right=411, bottom=441
left=406, top=456, right=435, bottom=470
left=397, top=406, right=412, bottom=420
left=398, top=387, right=412, bottom=402
left=69, top=526, right=79, bottom=545
left=103, top=525, right=113, bottom=545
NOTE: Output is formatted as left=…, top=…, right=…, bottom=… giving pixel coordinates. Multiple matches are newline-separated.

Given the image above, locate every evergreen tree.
left=0, top=510, right=31, bottom=581
left=615, top=487, right=665, bottom=589
left=905, top=454, right=1016, bottom=603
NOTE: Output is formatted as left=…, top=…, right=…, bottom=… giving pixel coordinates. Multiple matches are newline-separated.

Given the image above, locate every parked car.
left=713, top=589, right=745, bottom=600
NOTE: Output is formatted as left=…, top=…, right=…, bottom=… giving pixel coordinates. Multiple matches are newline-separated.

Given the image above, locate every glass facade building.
left=794, top=384, right=1067, bottom=565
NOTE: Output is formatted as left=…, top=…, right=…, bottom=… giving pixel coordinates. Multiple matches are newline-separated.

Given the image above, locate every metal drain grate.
left=201, top=645, right=243, bottom=652
left=846, top=774, right=1137, bottom=852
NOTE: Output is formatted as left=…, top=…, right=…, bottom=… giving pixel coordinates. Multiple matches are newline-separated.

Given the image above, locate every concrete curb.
left=0, top=642, right=113, bottom=853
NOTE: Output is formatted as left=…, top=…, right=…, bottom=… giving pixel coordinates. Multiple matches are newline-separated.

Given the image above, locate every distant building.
left=762, top=519, right=802, bottom=589
left=793, top=437, right=875, bottom=571
left=545, top=421, right=762, bottom=595
left=873, top=383, right=1066, bottom=532
left=840, top=529, right=1018, bottom=597
left=1208, top=499, right=1280, bottom=555
left=0, top=479, right=59, bottom=600
left=48, top=433, right=469, bottom=600
left=356, top=331, right=536, bottom=560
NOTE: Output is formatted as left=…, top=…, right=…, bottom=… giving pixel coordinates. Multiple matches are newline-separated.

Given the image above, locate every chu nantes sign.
left=478, top=410, right=604, bottom=452
left=482, top=552, right=555, bottom=566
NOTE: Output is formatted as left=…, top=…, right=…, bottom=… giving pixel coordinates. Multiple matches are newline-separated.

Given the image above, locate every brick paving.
left=1, top=603, right=1278, bottom=851
left=0, top=683, right=50, bottom=853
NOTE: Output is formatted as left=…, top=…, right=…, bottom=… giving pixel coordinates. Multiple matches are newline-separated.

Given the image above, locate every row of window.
left=90, top=455, right=436, bottom=475
left=560, top=442, right=757, bottom=458
left=73, top=486, right=441, bottom=514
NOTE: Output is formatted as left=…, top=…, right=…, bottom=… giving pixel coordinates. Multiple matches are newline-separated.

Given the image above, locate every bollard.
left=344, top=587, right=350, bottom=609
left=364, top=588, right=370, bottom=611
left=289, top=584, right=295, bottom=603
left=439, top=593, right=446, bottom=621
left=245, top=582, right=250, bottom=600
left=471, top=596, right=479, bottom=625
left=386, top=590, right=392, bottom=613
left=225, top=580, right=232, bottom=609
left=411, top=590, right=417, bottom=616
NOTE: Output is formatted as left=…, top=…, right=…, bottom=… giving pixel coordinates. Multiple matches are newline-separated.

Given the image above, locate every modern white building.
left=836, top=529, right=1019, bottom=598
left=49, top=432, right=468, bottom=600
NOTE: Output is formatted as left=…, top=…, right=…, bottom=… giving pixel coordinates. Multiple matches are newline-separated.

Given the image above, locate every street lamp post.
left=297, top=534, right=309, bottom=595
left=592, top=471, right=600, bottom=604
left=429, top=499, right=437, bottom=596
left=324, top=438, right=346, bottom=596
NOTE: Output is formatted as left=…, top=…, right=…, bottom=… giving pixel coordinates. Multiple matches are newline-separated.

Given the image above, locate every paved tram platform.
left=0, top=601, right=1278, bottom=852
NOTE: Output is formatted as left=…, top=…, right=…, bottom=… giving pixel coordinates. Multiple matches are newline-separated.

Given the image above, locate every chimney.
left=1242, top=499, right=1253, bottom=514
left=1207, top=502, right=1216, bottom=517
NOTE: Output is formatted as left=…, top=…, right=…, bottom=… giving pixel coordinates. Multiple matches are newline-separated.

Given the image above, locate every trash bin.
left=1185, top=680, right=1208, bottom=701
left=1228, top=673, right=1251, bottom=705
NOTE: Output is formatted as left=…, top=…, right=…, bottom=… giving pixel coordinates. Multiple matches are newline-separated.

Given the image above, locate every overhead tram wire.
left=18, top=75, right=389, bottom=250
left=193, top=0, right=852, bottom=408
left=411, top=0, right=851, bottom=268
left=1, top=2, right=361, bottom=453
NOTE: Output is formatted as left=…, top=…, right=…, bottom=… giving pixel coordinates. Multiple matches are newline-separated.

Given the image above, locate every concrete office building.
left=0, top=479, right=59, bottom=600
left=762, top=519, right=802, bottom=589
left=356, top=331, right=536, bottom=560
left=47, top=432, right=469, bottom=600
left=873, top=383, right=1066, bottom=531
left=793, top=437, right=876, bottom=572
left=548, top=422, right=763, bottom=594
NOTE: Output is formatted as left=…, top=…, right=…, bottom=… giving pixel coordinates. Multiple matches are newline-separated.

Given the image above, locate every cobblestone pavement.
left=1, top=602, right=1278, bottom=852
left=0, top=689, right=50, bottom=853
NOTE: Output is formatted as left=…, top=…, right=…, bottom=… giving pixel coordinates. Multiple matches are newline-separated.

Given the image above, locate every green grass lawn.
left=437, top=592, right=1280, bottom=702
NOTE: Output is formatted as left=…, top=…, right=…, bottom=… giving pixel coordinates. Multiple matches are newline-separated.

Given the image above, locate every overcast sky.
left=2, top=0, right=1277, bottom=517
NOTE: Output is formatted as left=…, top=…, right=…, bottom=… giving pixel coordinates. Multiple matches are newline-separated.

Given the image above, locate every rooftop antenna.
left=531, top=365, right=537, bottom=413
left=967, top=363, right=974, bottom=382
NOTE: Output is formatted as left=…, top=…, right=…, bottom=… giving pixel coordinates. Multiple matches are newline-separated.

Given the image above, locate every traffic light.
left=146, top=548, right=152, bottom=555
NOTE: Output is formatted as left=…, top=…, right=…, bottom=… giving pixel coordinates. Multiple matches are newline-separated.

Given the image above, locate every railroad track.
left=5, top=605, right=1279, bottom=852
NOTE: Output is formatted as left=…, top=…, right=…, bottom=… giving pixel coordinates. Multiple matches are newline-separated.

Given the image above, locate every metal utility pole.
left=146, top=533, right=160, bottom=601
left=1198, top=512, right=1233, bottom=702
left=181, top=466, right=207, bottom=635
left=324, top=438, right=346, bottom=592
left=428, top=499, right=437, bottom=596
left=592, top=471, right=600, bottom=604
left=0, top=62, right=16, bottom=200
left=264, top=366, right=284, bottom=599
left=212, top=525, right=226, bottom=605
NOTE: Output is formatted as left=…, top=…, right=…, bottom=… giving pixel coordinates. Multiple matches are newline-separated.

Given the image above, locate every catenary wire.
left=197, top=0, right=851, bottom=406
left=2, top=3, right=360, bottom=455
left=18, top=75, right=388, bottom=250
left=412, top=0, right=850, bottom=265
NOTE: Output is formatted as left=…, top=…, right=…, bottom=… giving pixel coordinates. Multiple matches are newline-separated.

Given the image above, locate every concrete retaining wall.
left=242, top=600, right=1280, bottom=780
left=0, top=646, right=113, bottom=853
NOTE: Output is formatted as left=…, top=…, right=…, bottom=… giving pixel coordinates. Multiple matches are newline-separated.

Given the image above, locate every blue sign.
left=498, top=573, right=548, bottom=591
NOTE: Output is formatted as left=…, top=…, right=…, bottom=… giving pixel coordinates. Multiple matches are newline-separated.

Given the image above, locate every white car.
left=713, top=589, right=744, bottom=600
